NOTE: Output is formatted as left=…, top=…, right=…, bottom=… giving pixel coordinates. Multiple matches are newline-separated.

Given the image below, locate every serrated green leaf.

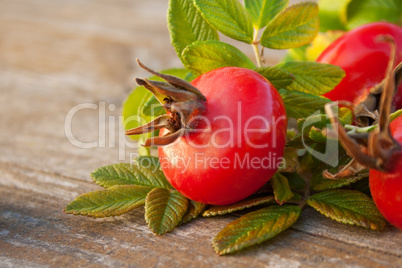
left=168, top=0, right=219, bottom=62
left=145, top=188, right=188, bottom=235
left=194, top=0, right=254, bottom=43
left=346, top=0, right=402, bottom=30
left=271, top=173, right=294, bottom=205
left=91, top=163, right=171, bottom=189
left=203, top=196, right=275, bottom=217
left=245, top=0, right=289, bottom=30
left=181, top=200, right=207, bottom=224
left=134, top=156, right=161, bottom=170
left=279, top=89, right=331, bottom=118
left=276, top=61, right=346, bottom=95
left=254, top=67, right=294, bottom=89
left=307, top=189, right=386, bottom=230
left=64, top=185, right=152, bottom=217
left=260, top=2, right=319, bottom=49
left=182, top=40, right=255, bottom=75
left=213, top=206, right=301, bottom=255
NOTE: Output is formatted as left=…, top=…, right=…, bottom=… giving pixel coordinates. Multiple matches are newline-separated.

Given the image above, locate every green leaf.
left=193, top=0, right=254, bottom=43
left=276, top=61, right=346, bottom=95
left=181, top=200, right=207, bottom=224
left=182, top=40, right=255, bottom=75
left=318, top=0, right=350, bottom=31
left=91, top=163, right=171, bottom=189
left=141, top=96, right=165, bottom=117
left=254, top=66, right=294, bottom=89
left=145, top=188, right=189, bottom=235
left=308, top=126, right=327, bottom=143
left=260, top=2, right=319, bottom=49
left=168, top=0, right=219, bottom=62
left=313, top=170, right=369, bottom=191
left=64, top=185, right=152, bottom=217
left=284, top=172, right=306, bottom=191
left=279, top=89, right=331, bottom=118
left=307, top=189, right=387, bottom=230
left=202, top=196, right=275, bottom=217
left=213, top=206, right=301, bottom=255
left=245, top=0, right=289, bottom=30
left=271, top=173, right=294, bottom=205
left=134, top=156, right=161, bottom=170
left=346, top=0, right=402, bottom=30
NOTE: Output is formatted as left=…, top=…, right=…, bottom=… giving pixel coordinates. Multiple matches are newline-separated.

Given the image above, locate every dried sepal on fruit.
left=125, top=59, right=206, bottom=147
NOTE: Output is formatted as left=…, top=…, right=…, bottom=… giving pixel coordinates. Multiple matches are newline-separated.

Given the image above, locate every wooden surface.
left=0, top=0, right=401, bottom=267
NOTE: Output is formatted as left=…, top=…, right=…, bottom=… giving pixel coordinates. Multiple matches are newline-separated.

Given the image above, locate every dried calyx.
left=324, top=36, right=402, bottom=179
left=125, top=60, right=206, bottom=147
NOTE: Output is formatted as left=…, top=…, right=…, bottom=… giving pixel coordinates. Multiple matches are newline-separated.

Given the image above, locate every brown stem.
left=325, top=101, right=378, bottom=170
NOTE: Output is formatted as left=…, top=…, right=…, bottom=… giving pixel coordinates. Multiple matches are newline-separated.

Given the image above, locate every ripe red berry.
left=158, top=67, right=287, bottom=205
left=316, top=22, right=402, bottom=107
left=369, top=115, right=402, bottom=229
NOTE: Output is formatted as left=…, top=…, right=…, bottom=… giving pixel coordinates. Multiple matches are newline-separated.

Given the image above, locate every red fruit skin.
left=369, top=116, right=402, bottom=229
left=316, top=22, right=402, bottom=108
left=158, top=67, right=287, bottom=205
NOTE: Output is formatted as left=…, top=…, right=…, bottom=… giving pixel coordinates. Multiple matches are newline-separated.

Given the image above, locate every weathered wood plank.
left=1, top=164, right=401, bottom=267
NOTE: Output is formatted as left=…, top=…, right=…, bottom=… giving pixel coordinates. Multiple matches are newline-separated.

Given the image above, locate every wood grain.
left=0, top=0, right=401, bottom=267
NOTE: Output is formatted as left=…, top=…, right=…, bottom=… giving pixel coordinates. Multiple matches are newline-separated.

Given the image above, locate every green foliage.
left=202, top=196, right=275, bottom=217
left=141, top=96, right=165, bottom=118
left=271, top=173, right=294, bottom=205
left=168, top=0, right=219, bottom=63
left=346, top=0, right=402, bottom=29
left=319, top=0, right=402, bottom=31
left=245, top=0, right=289, bottom=30
left=260, top=2, right=319, bottom=49
left=279, top=89, right=331, bottom=118
left=91, top=163, right=171, bottom=189
left=318, top=0, right=351, bottom=31
left=145, top=188, right=189, bottom=235
left=254, top=67, right=295, bottom=89
left=276, top=61, right=346, bottom=95
left=307, top=190, right=387, bottom=230
left=134, top=156, right=161, bottom=170
left=64, top=185, right=152, bottom=217
left=213, top=206, right=301, bottom=255
left=193, top=0, right=254, bottom=43
left=182, top=40, right=255, bottom=75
